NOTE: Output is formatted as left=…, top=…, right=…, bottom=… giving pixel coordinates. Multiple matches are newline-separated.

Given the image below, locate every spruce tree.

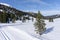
left=34, top=11, right=46, bottom=35
left=32, top=17, right=34, bottom=22
left=12, top=16, right=16, bottom=23
left=22, top=15, right=26, bottom=23
left=0, top=13, right=1, bottom=22
left=10, top=13, right=16, bottom=23
left=49, top=18, right=53, bottom=22
left=2, top=11, right=7, bottom=23
left=0, top=13, right=2, bottom=23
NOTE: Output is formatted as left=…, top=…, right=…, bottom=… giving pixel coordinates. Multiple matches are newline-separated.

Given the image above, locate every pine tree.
left=34, top=11, right=46, bottom=35
left=10, top=13, right=16, bottom=23
left=6, top=13, right=10, bottom=23
left=0, top=13, right=1, bottom=22
left=0, top=13, right=2, bottom=23
left=2, top=11, right=7, bottom=23
left=49, top=18, right=53, bottom=22
left=12, top=16, right=16, bottom=23
left=32, top=17, right=34, bottom=22
left=22, top=16, right=26, bottom=23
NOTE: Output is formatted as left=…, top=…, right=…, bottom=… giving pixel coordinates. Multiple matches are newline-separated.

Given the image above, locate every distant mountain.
left=0, top=3, right=60, bottom=20
left=0, top=3, right=37, bottom=18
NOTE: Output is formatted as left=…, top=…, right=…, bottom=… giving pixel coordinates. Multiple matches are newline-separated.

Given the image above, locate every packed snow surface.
left=0, top=26, right=39, bottom=40
left=0, top=20, right=40, bottom=40
left=0, top=18, right=60, bottom=40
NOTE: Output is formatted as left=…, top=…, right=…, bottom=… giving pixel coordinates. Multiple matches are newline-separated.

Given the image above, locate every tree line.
left=0, top=11, right=32, bottom=23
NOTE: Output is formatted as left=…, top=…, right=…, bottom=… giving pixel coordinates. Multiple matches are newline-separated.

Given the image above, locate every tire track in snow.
left=0, top=31, right=7, bottom=40
left=0, top=30, right=10, bottom=40
left=0, top=31, right=6, bottom=40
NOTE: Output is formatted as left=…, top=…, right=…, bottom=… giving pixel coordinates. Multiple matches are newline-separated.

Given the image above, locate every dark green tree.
left=22, top=16, right=26, bottom=23
left=0, top=13, right=2, bottom=23
left=10, top=13, right=16, bottom=23
left=2, top=11, right=7, bottom=23
left=49, top=18, right=53, bottom=22
left=32, top=17, right=34, bottom=22
left=34, top=11, right=46, bottom=35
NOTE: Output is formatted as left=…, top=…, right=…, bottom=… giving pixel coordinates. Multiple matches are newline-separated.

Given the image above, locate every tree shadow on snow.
left=44, top=27, right=54, bottom=34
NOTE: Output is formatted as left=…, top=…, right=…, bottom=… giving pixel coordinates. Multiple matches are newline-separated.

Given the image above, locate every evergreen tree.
left=22, top=16, right=26, bottom=23
left=2, top=11, right=7, bottom=23
left=0, top=13, right=1, bottom=22
left=10, top=13, right=16, bottom=23
left=0, top=13, right=2, bottom=23
left=6, top=13, right=10, bottom=23
left=34, top=11, right=46, bottom=35
left=49, top=18, right=53, bottom=22
left=12, top=16, right=16, bottom=23
left=32, top=17, right=34, bottom=22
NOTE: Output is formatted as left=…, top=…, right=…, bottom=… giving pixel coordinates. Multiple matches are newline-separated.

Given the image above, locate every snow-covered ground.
left=0, top=18, right=60, bottom=40
left=0, top=2, right=60, bottom=40
left=43, top=18, right=60, bottom=40
left=0, top=26, right=40, bottom=40
left=0, top=19, right=40, bottom=40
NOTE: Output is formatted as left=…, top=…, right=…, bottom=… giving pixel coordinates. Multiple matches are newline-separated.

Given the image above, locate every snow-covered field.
left=0, top=18, right=60, bottom=40
left=0, top=19, right=40, bottom=40
left=43, top=18, right=60, bottom=40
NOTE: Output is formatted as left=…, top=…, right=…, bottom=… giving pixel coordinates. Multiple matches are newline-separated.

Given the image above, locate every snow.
left=0, top=18, right=60, bottom=40
left=0, top=20, right=40, bottom=40
left=0, top=3, right=11, bottom=7
left=0, top=9, right=3, bottom=12
left=43, top=18, right=60, bottom=40
left=0, top=26, right=40, bottom=40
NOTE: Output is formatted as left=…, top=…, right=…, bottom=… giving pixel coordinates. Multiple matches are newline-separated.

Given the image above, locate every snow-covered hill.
left=0, top=3, right=11, bottom=7
left=0, top=18, right=60, bottom=40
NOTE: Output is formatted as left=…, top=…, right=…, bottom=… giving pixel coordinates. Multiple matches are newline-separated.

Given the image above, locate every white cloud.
left=41, top=10, right=60, bottom=16
left=20, top=0, right=50, bottom=6
left=22, top=10, right=60, bottom=16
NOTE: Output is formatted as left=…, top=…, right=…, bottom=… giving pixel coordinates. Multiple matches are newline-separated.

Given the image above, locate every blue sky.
left=0, top=0, right=60, bottom=15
